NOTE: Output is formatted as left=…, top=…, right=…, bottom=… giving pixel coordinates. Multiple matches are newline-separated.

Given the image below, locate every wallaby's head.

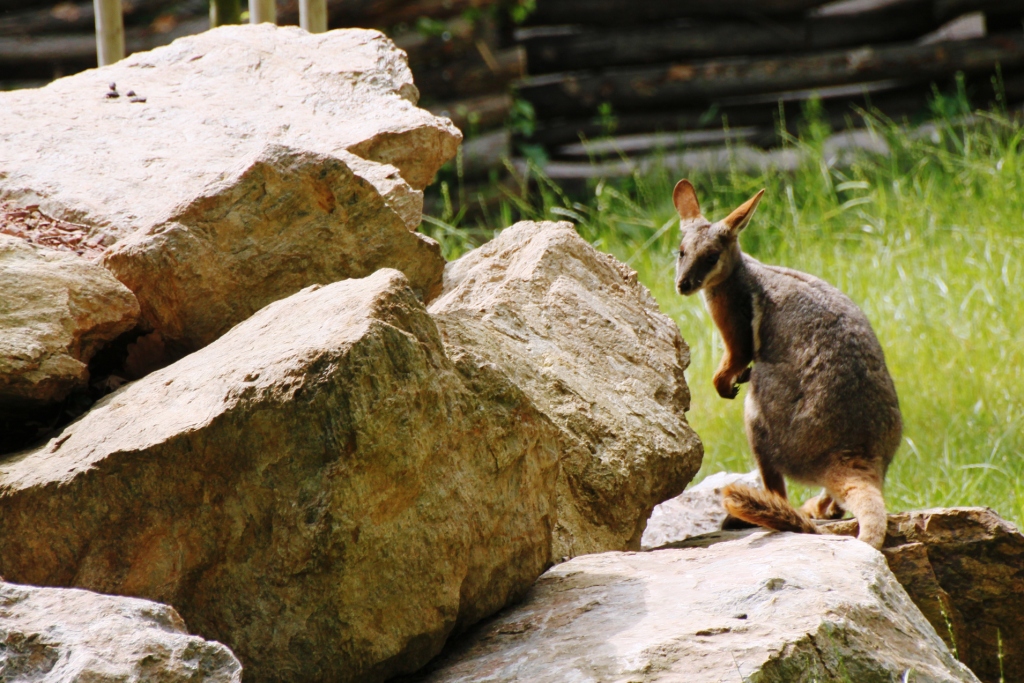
left=673, top=179, right=765, bottom=296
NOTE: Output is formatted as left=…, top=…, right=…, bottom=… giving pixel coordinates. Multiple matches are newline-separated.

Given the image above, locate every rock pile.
left=0, top=26, right=701, bottom=682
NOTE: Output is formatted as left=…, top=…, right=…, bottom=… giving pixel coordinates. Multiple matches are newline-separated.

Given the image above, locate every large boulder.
left=0, top=269, right=562, bottom=683
left=428, top=221, right=702, bottom=558
left=0, top=25, right=460, bottom=353
left=412, top=531, right=980, bottom=683
left=0, top=233, right=139, bottom=407
left=827, top=507, right=1024, bottom=683
left=0, top=581, right=241, bottom=683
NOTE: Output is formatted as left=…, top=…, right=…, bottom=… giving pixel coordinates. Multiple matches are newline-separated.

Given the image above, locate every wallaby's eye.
left=678, top=247, right=685, bottom=258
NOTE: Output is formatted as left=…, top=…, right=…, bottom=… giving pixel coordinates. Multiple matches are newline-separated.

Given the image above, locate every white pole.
left=299, top=0, right=327, bottom=33
left=93, top=0, right=125, bottom=66
left=248, top=0, right=276, bottom=24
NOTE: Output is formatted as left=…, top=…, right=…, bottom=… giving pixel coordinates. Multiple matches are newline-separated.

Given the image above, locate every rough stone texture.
left=428, top=220, right=702, bottom=559
left=0, top=269, right=562, bottom=683
left=641, top=469, right=761, bottom=549
left=0, top=581, right=241, bottom=683
left=826, top=507, right=1024, bottom=683
left=0, top=234, right=139, bottom=406
left=412, top=531, right=980, bottom=683
left=0, top=24, right=460, bottom=352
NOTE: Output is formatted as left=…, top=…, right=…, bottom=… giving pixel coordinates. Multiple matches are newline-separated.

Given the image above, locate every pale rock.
left=0, top=270, right=561, bottom=683
left=827, top=507, right=1024, bottom=683
left=0, top=581, right=240, bottom=683
left=413, top=531, right=981, bottom=683
left=0, top=235, right=139, bottom=406
left=0, top=25, right=460, bottom=352
left=641, top=469, right=761, bottom=549
left=429, top=221, right=703, bottom=559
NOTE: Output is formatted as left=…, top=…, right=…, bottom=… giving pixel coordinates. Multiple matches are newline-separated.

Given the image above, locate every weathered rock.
left=0, top=581, right=241, bottom=682
left=413, top=531, right=980, bottom=683
left=0, top=269, right=562, bottom=683
left=0, top=234, right=139, bottom=406
left=0, top=25, right=460, bottom=352
left=428, top=220, right=702, bottom=559
left=826, top=507, right=1024, bottom=683
left=641, top=469, right=761, bottom=549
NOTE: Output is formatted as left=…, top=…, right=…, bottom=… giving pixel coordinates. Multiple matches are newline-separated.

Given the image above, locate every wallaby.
left=672, top=179, right=902, bottom=548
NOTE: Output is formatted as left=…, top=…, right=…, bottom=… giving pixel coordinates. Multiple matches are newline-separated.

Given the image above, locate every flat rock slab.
left=0, top=581, right=240, bottom=682
left=826, top=507, right=1024, bottom=683
left=413, top=532, right=979, bottom=683
left=429, top=221, right=702, bottom=558
left=641, top=469, right=761, bottom=549
left=0, top=234, right=138, bottom=406
left=0, top=269, right=561, bottom=683
left=0, top=25, right=459, bottom=351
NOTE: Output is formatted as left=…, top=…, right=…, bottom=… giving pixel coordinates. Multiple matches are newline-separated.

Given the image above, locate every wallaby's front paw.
left=714, top=373, right=739, bottom=399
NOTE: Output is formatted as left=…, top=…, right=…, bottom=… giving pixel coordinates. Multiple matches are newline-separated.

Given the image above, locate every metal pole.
left=299, top=0, right=327, bottom=33
left=93, top=0, right=124, bottom=66
left=211, top=0, right=242, bottom=26
left=248, top=0, right=276, bottom=24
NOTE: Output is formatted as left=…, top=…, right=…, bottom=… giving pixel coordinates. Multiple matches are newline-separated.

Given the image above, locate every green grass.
left=424, top=101, right=1024, bottom=526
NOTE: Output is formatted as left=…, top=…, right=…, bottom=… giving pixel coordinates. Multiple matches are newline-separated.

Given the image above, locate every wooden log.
left=461, top=129, right=511, bottom=178
left=522, top=0, right=834, bottom=26
left=249, top=0, right=276, bottom=24
left=517, top=34, right=1024, bottom=118
left=936, top=0, right=1023, bottom=21
left=94, top=0, right=125, bottom=65
left=414, top=46, right=523, bottom=100
left=0, top=0, right=178, bottom=37
left=0, top=17, right=206, bottom=65
left=0, top=0, right=53, bottom=12
left=299, top=0, right=327, bottom=32
left=319, top=0, right=493, bottom=28
left=521, top=0, right=938, bottom=75
left=523, top=81, right=940, bottom=147
left=390, top=15, right=480, bottom=68
left=211, top=0, right=242, bottom=26
left=519, top=0, right=1020, bottom=75
left=428, top=93, right=511, bottom=132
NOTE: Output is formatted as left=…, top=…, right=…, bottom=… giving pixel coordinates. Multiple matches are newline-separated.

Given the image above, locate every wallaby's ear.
left=722, top=189, right=765, bottom=234
left=673, top=179, right=702, bottom=221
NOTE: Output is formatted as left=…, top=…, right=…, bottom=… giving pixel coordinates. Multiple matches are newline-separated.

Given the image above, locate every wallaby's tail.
left=721, top=484, right=819, bottom=535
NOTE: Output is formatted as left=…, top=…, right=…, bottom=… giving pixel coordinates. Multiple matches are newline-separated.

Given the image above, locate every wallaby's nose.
left=677, top=278, right=692, bottom=294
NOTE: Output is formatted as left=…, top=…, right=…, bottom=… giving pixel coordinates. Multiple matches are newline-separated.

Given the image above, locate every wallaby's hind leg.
left=826, top=462, right=887, bottom=549
left=800, top=492, right=845, bottom=520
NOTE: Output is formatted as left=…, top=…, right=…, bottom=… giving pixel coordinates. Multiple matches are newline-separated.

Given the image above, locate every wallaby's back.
left=743, top=256, right=902, bottom=485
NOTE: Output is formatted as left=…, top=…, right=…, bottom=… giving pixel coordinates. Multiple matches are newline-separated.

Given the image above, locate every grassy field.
left=425, top=102, right=1024, bottom=526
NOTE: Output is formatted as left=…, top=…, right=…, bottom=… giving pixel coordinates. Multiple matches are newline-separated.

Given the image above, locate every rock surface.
left=429, top=221, right=702, bottom=559
left=0, top=269, right=562, bottom=683
left=826, top=507, right=1024, bottom=683
left=412, top=531, right=980, bottom=683
left=641, top=469, right=761, bottom=549
left=0, top=25, right=460, bottom=352
left=0, top=581, right=240, bottom=682
left=0, top=234, right=139, bottom=406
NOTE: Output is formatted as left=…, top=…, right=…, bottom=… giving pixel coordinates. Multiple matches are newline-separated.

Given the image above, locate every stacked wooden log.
left=514, top=0, right=1024, bottom=169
